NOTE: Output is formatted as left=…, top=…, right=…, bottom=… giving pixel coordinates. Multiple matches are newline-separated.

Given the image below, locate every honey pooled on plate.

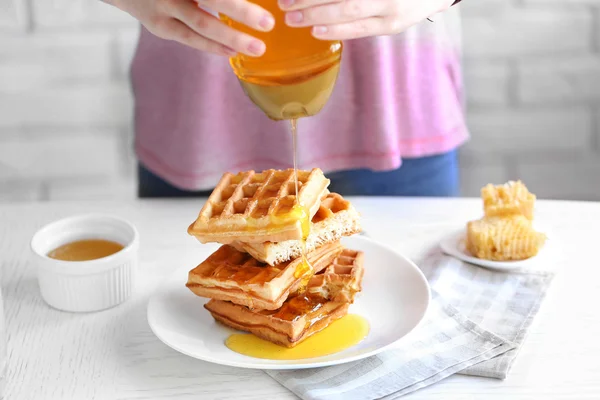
left=225, top=314, right=369, bottom=360
left=47, top=239, right=124, bottom=262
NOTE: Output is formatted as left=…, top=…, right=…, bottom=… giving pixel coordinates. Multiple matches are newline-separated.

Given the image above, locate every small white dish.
left=147, top=236, right=431, bottom=370
left=439, top=228, right=548, bottom=271
left=30, top=214, right=139, bottom=313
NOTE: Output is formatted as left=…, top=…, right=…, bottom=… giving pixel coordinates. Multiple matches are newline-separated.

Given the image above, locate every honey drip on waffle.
left=270, top=294, right=327, bottom=325
left=290, top=119, right=313, bottom=288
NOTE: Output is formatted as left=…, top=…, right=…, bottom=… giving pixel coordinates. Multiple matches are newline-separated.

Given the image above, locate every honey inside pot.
left=47, top=239, right=124, bottom=262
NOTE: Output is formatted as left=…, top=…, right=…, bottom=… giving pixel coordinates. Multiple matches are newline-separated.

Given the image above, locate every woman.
left=104, top=0, right=468, bottom=197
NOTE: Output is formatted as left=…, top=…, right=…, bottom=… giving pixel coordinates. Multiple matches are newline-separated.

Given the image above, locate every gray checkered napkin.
left=266, top=251, right=554, bottom=400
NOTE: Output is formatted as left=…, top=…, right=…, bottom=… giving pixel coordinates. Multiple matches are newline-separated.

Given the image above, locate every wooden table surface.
left=2, top=197, right=599, bottom=399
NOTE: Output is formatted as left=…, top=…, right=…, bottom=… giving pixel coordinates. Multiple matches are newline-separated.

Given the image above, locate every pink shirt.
left=131, top=9, right=468, bottom=190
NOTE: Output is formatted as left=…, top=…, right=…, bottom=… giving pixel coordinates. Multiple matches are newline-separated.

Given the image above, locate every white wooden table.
left=2, top=198, right=600, bottom=399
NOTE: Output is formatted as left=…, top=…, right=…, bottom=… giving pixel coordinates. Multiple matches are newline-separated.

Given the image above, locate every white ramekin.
left=30, top=214, right=139, bottom=313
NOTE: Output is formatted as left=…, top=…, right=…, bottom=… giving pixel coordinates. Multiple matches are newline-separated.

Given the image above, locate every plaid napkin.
left=266, top=250, right=555, bottom=399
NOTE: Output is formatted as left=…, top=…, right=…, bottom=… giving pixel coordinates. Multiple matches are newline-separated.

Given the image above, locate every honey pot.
left=222, top=0, right=343, bottom=121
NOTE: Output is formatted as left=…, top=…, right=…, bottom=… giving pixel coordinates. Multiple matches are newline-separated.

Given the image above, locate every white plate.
left=147, top=236, right=431, bottom=370
left=439, top=229, right=548, bottom=271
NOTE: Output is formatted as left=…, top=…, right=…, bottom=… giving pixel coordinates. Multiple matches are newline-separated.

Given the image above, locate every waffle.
left=466, top=215, right=546, bottom=261
left=481, top=180, right=536, bottom=220
left=306, top=248, right=364, bottom=303
left=186, top=241, right=343, bottom=310
left=204, top=248, right=365, bottom=347
left=205, top=296, right=349, bottom=348
left=188, top=168, right=330, bottom=244
left=230, top=193, right=361, bottom=265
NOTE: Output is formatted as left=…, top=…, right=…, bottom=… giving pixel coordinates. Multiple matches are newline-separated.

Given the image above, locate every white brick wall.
left=462, top=8, right=593, bottom=57
left=0, top=0, right=28, bottom=32
left=460, top=0, right=600, bottom=200
left=0, top=0, right=137, bottom=201
left=465, top=108, right=593, bottom=153
left=596, top=8, right=600, bottom=51
left=517, top=57, right=600, bottom=104
left=0, top=34, right=114, bottom=90
left=0, top=133, right=122, bottom=178
left=32, top=0, right=135, bottom=28
left=0, top=0, right=599, bottom=202
left=0, top=83, right=133, bottom=127
left=463, top=62, right=510, bottom=107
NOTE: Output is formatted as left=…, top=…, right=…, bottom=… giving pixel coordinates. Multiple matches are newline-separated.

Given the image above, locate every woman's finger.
left=278, top=0, right=342, bottom=12
left=160, top=18, right=237, bottom=56
left=284, top=0, right=388, bottom=27
left=196, top=0, right=275, bottom=32
left=311, top=16, right=397, bottom=40
left=173, top=2, right=266, bottom=56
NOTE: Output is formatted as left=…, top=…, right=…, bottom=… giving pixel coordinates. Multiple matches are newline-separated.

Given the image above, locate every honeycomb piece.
left=466, top=215, right=546, bottom=261
left=481, top=180, right=536, bottom=220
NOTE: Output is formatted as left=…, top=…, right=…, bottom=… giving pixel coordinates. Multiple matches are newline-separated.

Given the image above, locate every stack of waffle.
left=185, top=168, right=365, bottom=348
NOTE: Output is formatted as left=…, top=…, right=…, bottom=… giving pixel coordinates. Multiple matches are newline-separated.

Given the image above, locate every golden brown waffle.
left=230, top=193, right=361, bottom=265
left=204, top=248, right=365, bottom=347
left=186, top=241, right=343, bottom=310
left=205, top=297, right=349, bottom=348
left=187, top=168, right=330, bottom=244
left=466, top=215, right=546, bottom=261
left=306, top=248, right=364, bottom=303
left=481, top=180, right=536, bottom=220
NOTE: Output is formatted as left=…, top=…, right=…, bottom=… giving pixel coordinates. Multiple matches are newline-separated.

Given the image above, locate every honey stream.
left=291, top=118, right=313, bottom=286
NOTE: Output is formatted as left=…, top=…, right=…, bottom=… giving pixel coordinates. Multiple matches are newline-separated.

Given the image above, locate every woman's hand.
left=105, top=0, right=275, bottom=56
left=278, top=0, right=455, bottom=40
